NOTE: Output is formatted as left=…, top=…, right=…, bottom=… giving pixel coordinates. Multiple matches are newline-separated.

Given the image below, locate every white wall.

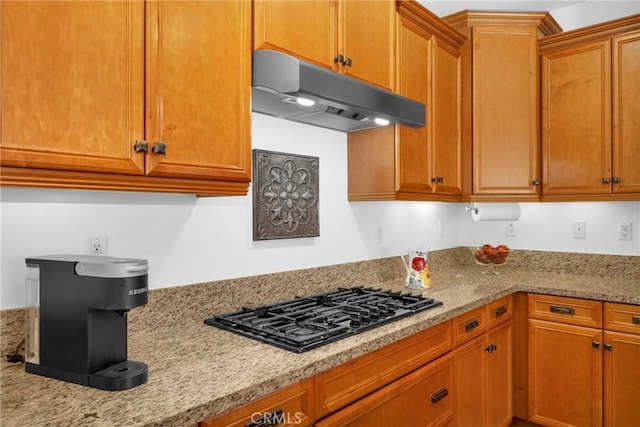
left=1, top=114, right=638, bottom=310
left=552, top=1, right=640, bottom=31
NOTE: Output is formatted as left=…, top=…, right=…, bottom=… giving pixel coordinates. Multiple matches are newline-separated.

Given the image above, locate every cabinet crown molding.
left=540, top=13, right=640, bottom=51
left=444, top=10, right=562, bottom=37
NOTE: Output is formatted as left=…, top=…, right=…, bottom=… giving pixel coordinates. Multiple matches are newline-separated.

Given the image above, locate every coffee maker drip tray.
left=89, top=361, right=148, bottom=391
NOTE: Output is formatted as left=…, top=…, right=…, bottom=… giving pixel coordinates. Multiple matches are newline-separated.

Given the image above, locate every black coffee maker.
left=25, top=255, right=149, bottom=391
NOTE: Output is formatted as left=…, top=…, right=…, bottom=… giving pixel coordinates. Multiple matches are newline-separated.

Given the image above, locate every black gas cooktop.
left=204, top=287, right=443, bottom=353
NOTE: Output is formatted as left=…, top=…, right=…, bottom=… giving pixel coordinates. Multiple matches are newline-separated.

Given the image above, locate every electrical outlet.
left=86, top=236, right=108, bottom=255
left=505, top=222, right=516, bottom=236
left=573, top=221, right=586, bottom=239
left=617, top=222, right=632, bottom=241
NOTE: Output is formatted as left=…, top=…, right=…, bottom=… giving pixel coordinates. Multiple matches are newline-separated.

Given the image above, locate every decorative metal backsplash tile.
left=252, top=149, right=319, bottom=240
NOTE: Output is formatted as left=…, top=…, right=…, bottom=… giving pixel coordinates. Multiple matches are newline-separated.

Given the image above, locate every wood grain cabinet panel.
left=604, top=302, right=640, bottom=334
left=347, top=1, right=464, bottom=201
left=445, top=12, right=562, bottom=200
left=603, top=330, right=640, bottom=426
left=528, top=319, right=603, bottom=426
left=315, top=352, right=454, bottom=427
left=540, top=15, right=640, bottom=200
left=452, top=305, right=487, bottom=347
left=612, top=31, right=640, bottom=194
left=314, top=319, right=453, bottom=418
left=541, top=40, right=612, bottom=196
left=253, top=0, right=394, bottom=91
left=1, top=0, right=145, bottom=175
left=453, top=321, right=512, bottom=427
left=488, top=295, right=513, bottom=330
left=528, top=293, right=602, bottom=328
left=1, top=0, right=251, bottom=196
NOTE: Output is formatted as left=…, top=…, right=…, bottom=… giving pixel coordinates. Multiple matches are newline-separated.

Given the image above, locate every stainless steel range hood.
left=252, top=50, right=426, bottom=133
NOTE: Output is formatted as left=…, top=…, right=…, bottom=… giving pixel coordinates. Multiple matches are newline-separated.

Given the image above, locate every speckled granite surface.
left=1, top=248, right=638, bottom=426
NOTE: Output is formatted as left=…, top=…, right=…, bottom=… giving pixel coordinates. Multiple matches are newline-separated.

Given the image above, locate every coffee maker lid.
left=27, top=255, right=149, bottom=278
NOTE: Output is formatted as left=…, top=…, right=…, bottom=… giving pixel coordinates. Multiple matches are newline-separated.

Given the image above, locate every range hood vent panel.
left=252, top=50, right=426, bottom=133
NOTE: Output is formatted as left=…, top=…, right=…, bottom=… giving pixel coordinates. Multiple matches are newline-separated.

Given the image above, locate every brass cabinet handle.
left=430, top=387, right=449, bottom=404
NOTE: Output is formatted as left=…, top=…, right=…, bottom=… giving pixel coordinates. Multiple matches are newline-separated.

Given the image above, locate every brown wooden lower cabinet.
left=453, top=316, right=512, bottom=426
left=528, top=318, right=603, bottom=426
left=201, top=295, right=639, bottom=427
left=526, top=295, right=640, bottom=427
left=315, top=352, right=454, bottom=427
left=603, top=302, right=640, bottom=427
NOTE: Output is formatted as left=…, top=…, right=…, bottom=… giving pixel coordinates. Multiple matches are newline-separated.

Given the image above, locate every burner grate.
left=205, top=287, right=442, bottom=353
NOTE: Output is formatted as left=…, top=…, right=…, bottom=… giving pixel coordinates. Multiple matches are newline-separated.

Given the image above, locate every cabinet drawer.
left=604, top=302, right=640, bottom=334
left=528, top=294, right=602, bottom=328
left=315, top=320, right=453, bottom=418
left=487, top=295, right=513, bottom=329
left=453, top=305, right=487, bottom=346
left=315, top=352, right=454, bottom=427
left=201, top=378, right=314, bottom=427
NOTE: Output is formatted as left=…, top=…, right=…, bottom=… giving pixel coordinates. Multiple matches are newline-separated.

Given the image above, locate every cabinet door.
left=528, top=319, right=603, bottom=426
left=145, top=0, right=251, bottom=182
left=541, top=40, right=612, bottom=196
left=487, top=322, right=513, bottom=427
left=396, top=17, right=433, bottom=195
left=1, top=0, right=145, bottom=175
left=253, top=0, right=337, bottom=70
left=453, top=334, right=486, bottom=425
left=604, top=331, right=640, bottom=427
left=612, top=32, right=640, bottom=194
left=472, top=26, right=540, bottom=196
left=340, top=0, right=394, bottom=91
left=315, top=353, right=454, bottom=427
left=431, top=38, right=462, bottom=196
left=454, top=322, right=512, bottom=427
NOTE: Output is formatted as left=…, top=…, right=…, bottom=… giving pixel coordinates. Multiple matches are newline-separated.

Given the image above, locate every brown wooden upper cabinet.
left=1, top=0, right=251, bottom=196
left=540, top=15, right=640, bottom=200
left=445, top=11, right=562, bottom=201
left=347, top=1, right=465, bottom=201
left=254, top=0, right=395, bottom=91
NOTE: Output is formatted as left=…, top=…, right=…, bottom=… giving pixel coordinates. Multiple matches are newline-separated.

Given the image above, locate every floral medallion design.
left=252, top=149, right=319, bottom=240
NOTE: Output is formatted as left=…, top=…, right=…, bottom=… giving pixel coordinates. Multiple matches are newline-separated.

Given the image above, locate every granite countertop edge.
left=1, top=267, right=639, bottom=427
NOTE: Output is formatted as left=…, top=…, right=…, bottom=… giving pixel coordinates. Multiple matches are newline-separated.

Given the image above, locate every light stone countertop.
left=1, top=259, right=639, bottom=426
